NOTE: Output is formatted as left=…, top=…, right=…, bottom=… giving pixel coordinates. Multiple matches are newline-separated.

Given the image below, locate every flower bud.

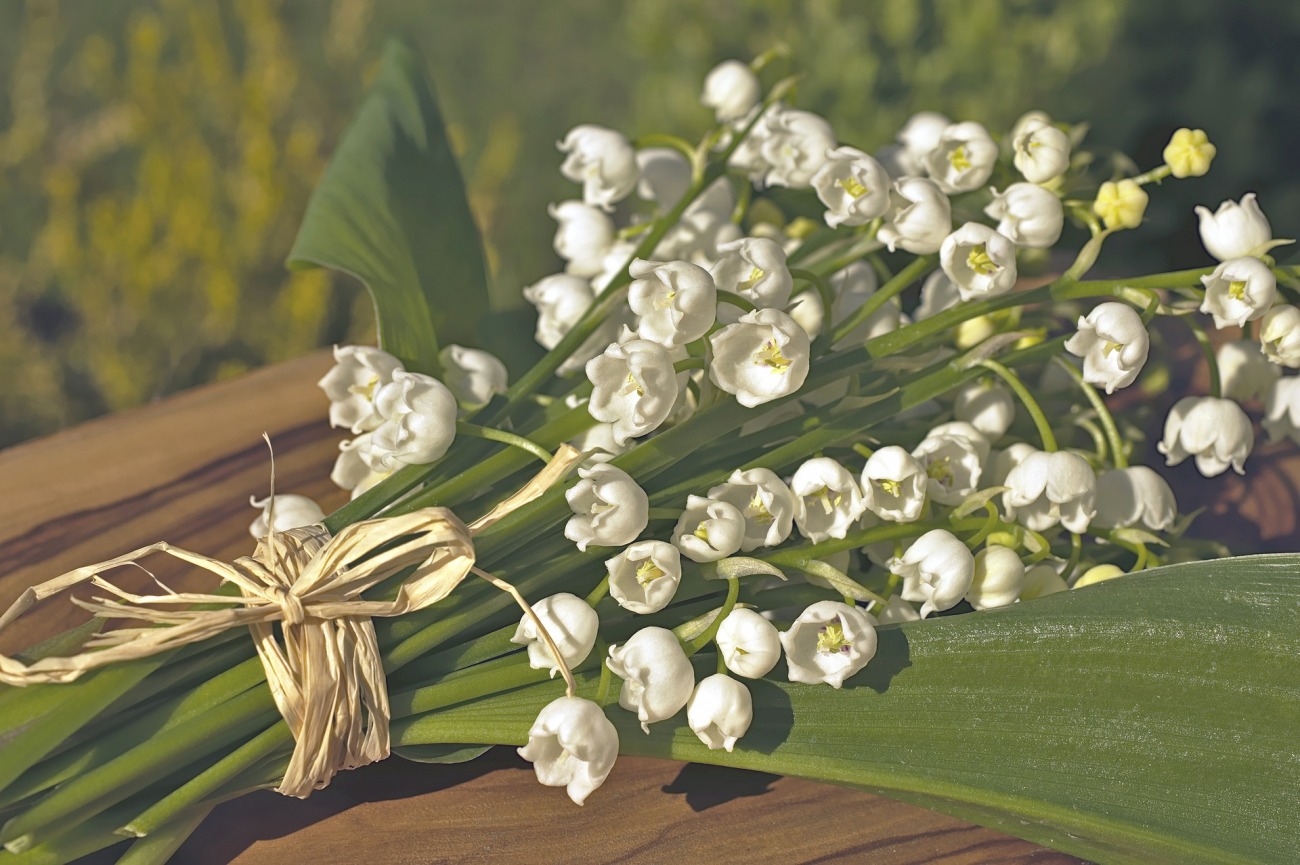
left=1261, top=305, right=1300, bottom=368
left=923, top=121, right=998, bottom=193
left=953, top=378, right=1016, bottom=440
left=628, top=258, right=717, bottom=346
left=248, top=494, right=324, bottom=539
left=812, top=146, right=892, bottom=228
left=710, top=237, right=793, bottom=312
left=1163, top=127, right=1216, bottom=179
left=549, top=201, right=616, bottom=277
left=606, top=540, right=683, bottom=615
left=984, top=183, right=1064, bottom=249
left=1074, top=563, right=1125, bottom=588
left=781, top=601, right=877, bottom=688
left=914, top=270, right=961, bottom=321
left=878, top=177, right=953, bottom=254
left=439, top=345, right=507, bottom=409
left=714, top=608, right=782, bottom=678
left=524, top=273, right=596, bottom=350
left=708, top=308, right=810, bottom=407
left=939, top=223, right=1018, bottom=301
left=1094, top=179, right=1148, bottom=231
left=1002, top=450, right=1097, bottom=534
left=861, top=445, right=928, bottom=523
left=966, top=545, right=1026, bottom=610
left=1195, top=194, right=1273, bottom=261
left=791, top=458, right=866, bottom=543
left=1218, top=339, right=1281, bottom=401
left=511, top=593, right=599, bottom=677
left=565, top=463, right=649, bottom=551
left=1020, top=563, right=1068, bottom=600
left=911, top=421, right=990, bottom=506
left=1200, top=257, right=1277, bottom=329
left=607, top=627, right=695, bottom=732
left=558, top=124, right=638, bottom=211
left=892, top=529, right=975, bottom=618
left=1093, top=466, right=1178, bottom=532
left=586, top=331, right=679, bottom=445
left=518, top=696, right=618, bottom=805
left=635, top=147, right=692, bottom=209
left=370, top=371, right=458, bottom=469
left=688, top=674, right=753, bottom=752
left=1263, top=376, right=1300, bottom=446
left=707, top=467, right=796, bottom=551
left=701, top=60, right=761, bottom=123
left=1012, top=118, right=1071, bottom=184
left=318, top=345, right=404, bottom=433
left=1157, top=395, right=1254, bottom=477
left=1064, top=301, right=1150, bottom=394
left=672, top=495, right=746, bottom=563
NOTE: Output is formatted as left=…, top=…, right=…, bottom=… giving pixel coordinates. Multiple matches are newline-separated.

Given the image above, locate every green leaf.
left=287, top=39, right=488, bottom=374
left=699, top=557, right=787, bottom=582
left=394, top=555, right=1300, bottom=864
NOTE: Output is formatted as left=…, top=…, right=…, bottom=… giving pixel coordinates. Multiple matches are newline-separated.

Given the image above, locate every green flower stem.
left=831, top=256, right=933, bottom=345
left=1053, top=357, right=1127, bottom=468
left=117, top=801, right=215, bottom=865
left=630, top=133, right=696, bottom=162
left=454, top=421, right=553, bottom=464
left=685, top=579, right=739, bottom=656
left=964, top=502, right=1001, bottom=548
left=977, top=358, right=1058, bottom=451
left=673, top=357, right=707, bottom=374
left=1181, top=315, right=1222, bottom=398
left=715, top=289, right=756, bottom=312
left=584, top=576, right=610, bottom=607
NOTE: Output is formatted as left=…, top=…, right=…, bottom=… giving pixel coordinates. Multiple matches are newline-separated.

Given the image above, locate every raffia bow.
left=0, top=444, right=581, bottom=798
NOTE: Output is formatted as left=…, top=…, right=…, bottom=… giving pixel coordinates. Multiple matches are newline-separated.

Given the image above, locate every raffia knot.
left=269, top=585, right=307, bottom=626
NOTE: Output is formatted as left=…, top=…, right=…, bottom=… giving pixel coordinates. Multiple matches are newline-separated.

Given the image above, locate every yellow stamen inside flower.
left=927, top=457, right=953, bottom=485
left=809, top=486, right=843, bottom=515
left=693, top=523, right=711, bottom=543
left=1228, top=280, right=1248, bottom=301
left=877, top=478, right=902, bottom=497
left=755, top=339, right=792, bottom=372
left=348, top=375, right=381, bottom=402
left=624, top=372, right=645, bottom=397
left=949, top=144, right=972, bottom=172
left=635, top=560, right=664, bottom=586
left=747, top=492, right=774, bottom=524
left=817, top=622, right=851, bottom=655
left=1104, top=340, right=1125, bottom=356
left=966, top=244, right=999, bottom=276
left=836, top=175, right=868, bottom=199
left=738, top=265, right=765, bottom=293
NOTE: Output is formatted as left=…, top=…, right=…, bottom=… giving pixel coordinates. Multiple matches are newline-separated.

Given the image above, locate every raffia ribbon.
left=0, top=444, right=580, bottom=798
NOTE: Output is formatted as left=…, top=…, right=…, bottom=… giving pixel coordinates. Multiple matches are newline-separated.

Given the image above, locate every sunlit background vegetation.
left=1, top=0, right=1297, bottom=446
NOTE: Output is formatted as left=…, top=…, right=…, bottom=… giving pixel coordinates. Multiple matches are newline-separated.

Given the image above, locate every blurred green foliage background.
left=1, top=0, right=1297, bottom=446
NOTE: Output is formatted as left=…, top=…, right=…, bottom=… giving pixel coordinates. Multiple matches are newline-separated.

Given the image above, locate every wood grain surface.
left=4, top=348, right=1291, bottom=865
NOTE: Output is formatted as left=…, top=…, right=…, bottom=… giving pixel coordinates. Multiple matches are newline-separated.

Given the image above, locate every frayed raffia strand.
left=0, top=443, right=582, bottom=798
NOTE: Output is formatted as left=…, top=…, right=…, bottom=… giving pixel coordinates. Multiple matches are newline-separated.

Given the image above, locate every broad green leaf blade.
left=287, top=40, right=488, bottom=373
left=394, top=555, right=1300, bottom=864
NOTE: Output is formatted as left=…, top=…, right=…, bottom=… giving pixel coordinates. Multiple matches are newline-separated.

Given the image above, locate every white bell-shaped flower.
left=701, top=59, right=761, bottom=123
left=788, top=262, right=898, bottom=344
left=781, top=601, right=877, bottom=688
left=564, top=463, right=649, bottom=551
left=568, top=421, right=631, bottom=466
left=249, top=494, right=324, bottom=539
left=318, top=345, right=405, bottom=433
left=939, top=223, right=1018, bottom=301
left=984, top=183, right=1064, bottom=249
left=330, top=433, right=390, bottom=499
left=511, top=593, right=600, bottom=677
left=789, top=458, right=866, bottom=543
left=861, top=445, right=928, bottom=523
left=1218, top=339, right=1281, bottom=402
left=439, top=345, right=507, bottom=409
left=549, top=201, right=617, bottom=278
left=687, top=674, right=753, bottom=752
left=923, top=121, right=998, bottom=193
left=1200, top=257, right=1277, bottom=329
left=966, top=545, right=1026, bottom=611
left=518, top=696, right=618, bottom=805
left=708, top=308, right=810, bottom=408
left=989, top=441, right=1037, bottom=488
left=914, top=270, right=962, bottom=321
left=891, top=528, right=975, bottom=618
left=877, top=177, right=952, bottom=254
left=1093, top=466, right=1178, bottom=532
left=1158, top=395, right=1254, bottom=476
left=812, top=146, right=892, bottom=228
left=1195, top=194, right=1275, bottom=261
left=607, top=627, right=695, bottom=732
left=1002, top=450, right=1097, bottom=534
left=953, top=378, right=1016, bottom=440
left=671, top=495, right=746, bottom=563
left=1012, top=117, right=1071, bottom=184
left=369, top=371, right=458, bottom=469
left=710, top=237, right=793, bottom=312
left=606, top=540, right=683, bottom=615
left=656, top=203, right=743, bottom=269
left=635, top=147, right=692, bottom=209
left=558, top=124, right=638, bottom=211
left=1263, top=376, right=1300, bottom=446
left=1064, top=302, right=1150, bottom=394
left=874, top=596, right=922, bottom=623
left=523, top=273, right=595, bottom=350
left=714, top=608, right=782, bottom=679
left=627, top=258, right=717, bottom=346
left=586, top=331, right=679, bottom=445
left=1261, top=305, right=1300, bottom=368
left=911, top=421, right=990, bottom=506
left=707, top=467, right=796, bottom=551
left=883, top=110, right=952, bottom=177
left=758, top=107, right=836, bottom=189
left=1020, top=563, right=1068, bottom=601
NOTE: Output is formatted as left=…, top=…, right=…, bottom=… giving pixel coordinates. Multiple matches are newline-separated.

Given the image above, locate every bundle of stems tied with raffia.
left=0, top=41, right=1297, bottom=865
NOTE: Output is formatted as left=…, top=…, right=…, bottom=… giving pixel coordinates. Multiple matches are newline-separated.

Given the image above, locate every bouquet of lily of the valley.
left=0, top=41, right=1296, bottom=865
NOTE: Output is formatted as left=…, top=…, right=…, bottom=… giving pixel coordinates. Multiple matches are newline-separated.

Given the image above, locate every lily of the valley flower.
left=788, top=262, right=898, bottom=344
left=1200, top=257, right=1278, bottom=329
left=861, top=445, right=928, bottom=523
left=1064, top=301, right=1151, bottom=394
left=953, top=378, right=1016, bottom=440
left=511, top=593, right=600, bottom=677
left=790, top=457, right=867, bottom=543
left=923, top=121, right=998, bottom=193
left=966, top=545, right=1026, bottom=610
left=1163, top=127, right=1216, bottom=179
left=990, top=441, right=1037, bottom=488
left=1094, top=179, right=1148, bottom=231
left=1002, top=449, right=1097, bottom=533
left=671, top=495, right=746, bottom=563
left=701, top=59, right=761, bottom=123
left=628, top=258, right=717, bottom=346
left=524, top=273, right=595, bottom=350
left=369, top=371, right=458, bottom=469
left=565, top=463, right=649, bottom=551
left=1158, top=395, right=1254, bottom=477
left=586, top=331, right=679, bottom=445
left=758, top=107, right=837, bottom=188
left=714, top=608, right=782, bottom=678
left=812, top=146, right=892, bottom=228
left=248, top=493, right=324, bottom=539
left=1261, top=305, right=1300, bottom=368
left=1012, top=117, right=1071, bottom=184
left=558, top=124, right=638, bottom=211
left=781, top=600, right=877, bottom=688
left=549, top=201, right=616, bottom=277
left=607, top=540, right=683, bottom=614
left=911, top=421, right=990, bottom=506
left=1020, top=563, right=1069, bottom=601
left=984, top=183, right=1064, bottom=249
left=518, top=696, right=618, bottom=805
left=939, top=223, right=1019, bottom=301
left=687, top=674, right=753, bottom=752
left=873, top=596, right=922, bottom=623
left=330, top=433, right=390, bottom=499
left=914, top=270, right=962, bottom=321
left=881, top=110, right=951, bottom=178
left=707, top=467, right=796, bottom=551
left=635, top=147, right=692, bottom=209
left=892, top=529, right=975, bottom=618
left=878, top=177, right=953, bottom=254
left=710, top=237, right=793, bottom=312
left=1196, top=194, right=1276, bottom=261
left=318, top=345, right=404, bottom=433
left=568, top=421, right=631, bottom=466
left=1263, top=376, right=1300, bottom=446
left=1093, top=466, right=1178, bottom=532
left=1218, top=339, right=1281, bottom=401
left=708, top=308, right=810, bottom=407
left=607, top=627, right=695, bottom=732
left=439, top=345, right=507, bottom=409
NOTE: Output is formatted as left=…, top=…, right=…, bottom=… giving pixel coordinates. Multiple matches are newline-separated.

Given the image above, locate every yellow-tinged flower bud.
left=1163, top=127, right=1216, bottom=179
left=1074, top=563, right=1126, bottom=588
left=1094, top=179, right=1149, bottom=231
